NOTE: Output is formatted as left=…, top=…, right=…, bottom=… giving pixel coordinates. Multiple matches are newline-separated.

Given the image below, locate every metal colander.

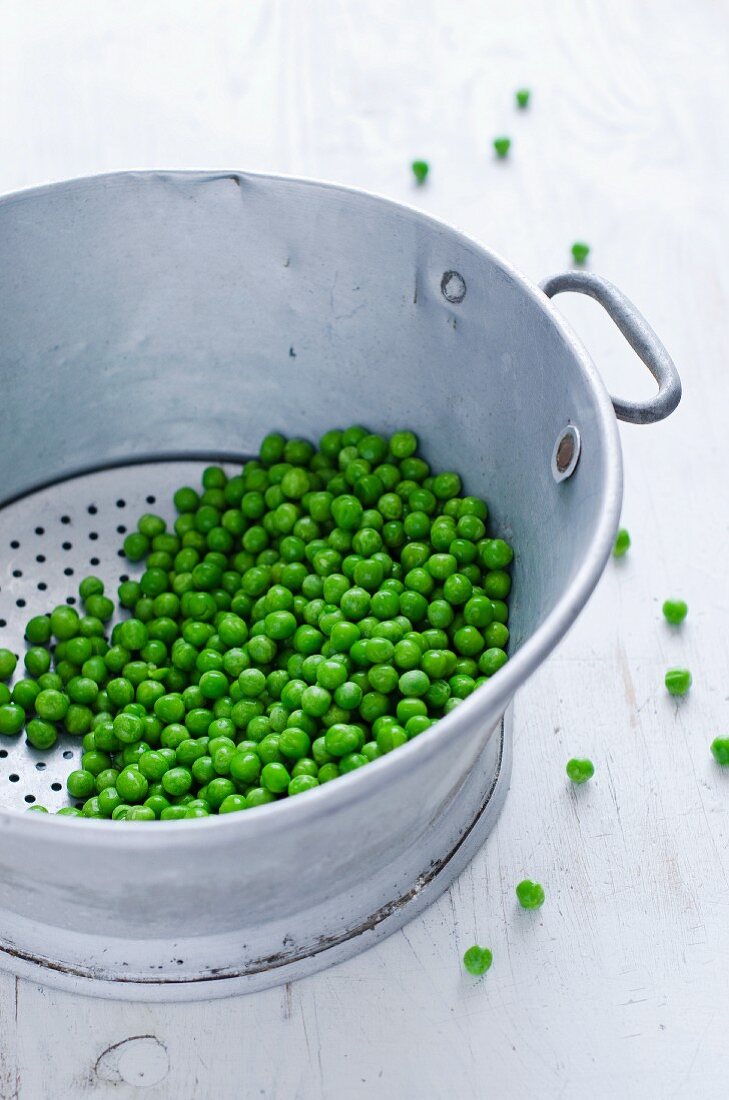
left=0, top=170, right=679, bottom=1000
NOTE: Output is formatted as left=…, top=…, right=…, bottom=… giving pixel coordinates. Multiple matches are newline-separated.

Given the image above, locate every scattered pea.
left=566, top=758, right=594, bottom=784
left=463, top=945, right=493, bottom=976
left=711, top=739, right=729, bottom=766
left=662, top=599, right=687, bottom=625
left=613, top=528, right=630, bottom=557
left=411, top=160, right=429, bottom=185
left=665, top=668, right=692, bottom=697
left=571, top=241, right=590, bottom=264
left=493, top=136, right=511, bottom=159
left=515, top=879, right=545, bottom=910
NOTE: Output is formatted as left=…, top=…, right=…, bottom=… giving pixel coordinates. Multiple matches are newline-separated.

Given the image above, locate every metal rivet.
left=441, top=271, right=466, bottom=303
left=551, top=425, right=581, bottom=482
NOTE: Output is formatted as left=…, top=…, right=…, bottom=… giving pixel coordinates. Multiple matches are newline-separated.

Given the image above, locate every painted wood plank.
left=0, top=1, right=728, bottom=1097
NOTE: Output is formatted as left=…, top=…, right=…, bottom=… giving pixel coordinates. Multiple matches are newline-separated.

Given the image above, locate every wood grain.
left=1, top=1, right=728, bottom=1097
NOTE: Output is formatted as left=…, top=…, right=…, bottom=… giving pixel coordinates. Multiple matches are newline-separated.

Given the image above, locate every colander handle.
left=539, top=271, right=682, bottom=424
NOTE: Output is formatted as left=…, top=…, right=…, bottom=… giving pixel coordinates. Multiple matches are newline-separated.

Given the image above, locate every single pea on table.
left=663, top=599, right=688, bottom=625
left=613, top=528, right=630, bottom=557
left=571, top=241, right=591, bottom=265
left=665, top=668, right=692, bottom=697
left=711, top=739, right=729, bottom=766
left=515, top=879, right=545, bottom=910
left=566, top=758, right=594, bottom=784
left=411, top=160, right=429, bottom=185
left=463, top=945, right=493, bottom=976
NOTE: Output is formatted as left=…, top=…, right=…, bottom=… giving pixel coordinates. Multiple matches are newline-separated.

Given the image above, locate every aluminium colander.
left=0, top=170, right=680, bottom=1000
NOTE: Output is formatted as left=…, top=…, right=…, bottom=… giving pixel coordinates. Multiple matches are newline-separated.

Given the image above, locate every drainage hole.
left=0, top=619, right=6, bottom=628
left=0, top=750, right=7, bottom=758
left=9, top=774, right=19, bottom=783
left=35, top=527, right=45, bottom=536
left=89, top=532, right=98, bottom=541
left=66, top=596, right=76, bottom=606
left=87, top=505, right=98, bottom=515
left=16, top=599, right=26, bottom=608
left=62, top=750, right=73, bottom=760
left=24, top=794, right=35, bottom=804
left=35, top=762, right=47, bottom=770
left=119, top=574, right=129, bottom=583
left=37, top=582, right=47, bottom=591
left=117, top=525, right=127, bottom=534
left=89, top=557, right=100, bottom=566
left=10, top=540, right=20, bottom=549
left=116, top=499, right=126, bottom=509
left=60, top=515, right=71, bottom=524
left=64, top=567, right=74, bottom=577
left=12, top=569, right=22, bottom=578
left=36, top=554, right=46, bottom=563
left=50, top=782, right=62, bottom=791
left=62, top=542, right=72, bottom=551
left=146, top=495, right=156, bottom=504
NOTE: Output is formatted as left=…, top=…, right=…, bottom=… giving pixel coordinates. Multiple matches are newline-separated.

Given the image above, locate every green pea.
left=463, top=945, right=493, bottom=976
left=324, top=724, right=361, bottom=757
left=665, top=668, right=691, bottom=696
left=67, top=676, right=99, bottom=705
left=376, top=723, right=407, bottom=753
left=613, top=528, right=630, bottom=557
left=515, top=879, right=545, bottom=909
left=117, top=767, right=149, bottom=803
left=35, top=689, right=68, bottom=722
left=117, top=619, right=146, bottom=651
left=126, top=805, right=156, bottom=821
left=98, top=787, right=123, bottom=816
left=14, top=677, right=42, bottom=712
left=23, top=646, right=50, bottom=678
left=479, top=649, right=508, bottom=677
left=85, top=594, right=114, bottom=621
left=398, top=670, right=430, bottom=697
left=246, top=787, right=276, bottom=808
left=279, top=727, right=312, bottom=760
left=206, top=777, right=237, bottom=807
left=25, top=615, right=52, bottom=645
left=25, top=718, right=57, bottom=750
left=662, top=599, right=687, bottom=625
left=571, top=241, right=590, bottom=264
left=566, top=758, right=594, bottom=784
left=711, top=740, right=729, bottom=766
left=107, top=677, right=135, bottom=708
left=0, top=648, right=17, bottom=683
left=65, top=704, right=93, bottom=736
left=0, top=703, right=24, bottom=735
left=67, top=769, right=96, bottom=799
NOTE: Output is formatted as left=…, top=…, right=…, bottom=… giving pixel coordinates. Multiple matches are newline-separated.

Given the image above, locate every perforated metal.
left=0, top=460, right=227, bottom=811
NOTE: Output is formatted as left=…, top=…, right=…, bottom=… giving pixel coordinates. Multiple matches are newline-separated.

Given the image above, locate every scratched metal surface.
left=0, top=1, right=727, bottom=1097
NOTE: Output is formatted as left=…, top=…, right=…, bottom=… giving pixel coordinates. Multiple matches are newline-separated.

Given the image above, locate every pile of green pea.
left=0, top=426, right=514, bottom=820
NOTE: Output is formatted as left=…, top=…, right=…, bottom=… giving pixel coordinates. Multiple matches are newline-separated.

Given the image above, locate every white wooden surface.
left=1, top=2, right=728, bottom=1096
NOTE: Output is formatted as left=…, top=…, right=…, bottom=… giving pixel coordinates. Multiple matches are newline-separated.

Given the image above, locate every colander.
left=0, top=171, right=680, bottom=1000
